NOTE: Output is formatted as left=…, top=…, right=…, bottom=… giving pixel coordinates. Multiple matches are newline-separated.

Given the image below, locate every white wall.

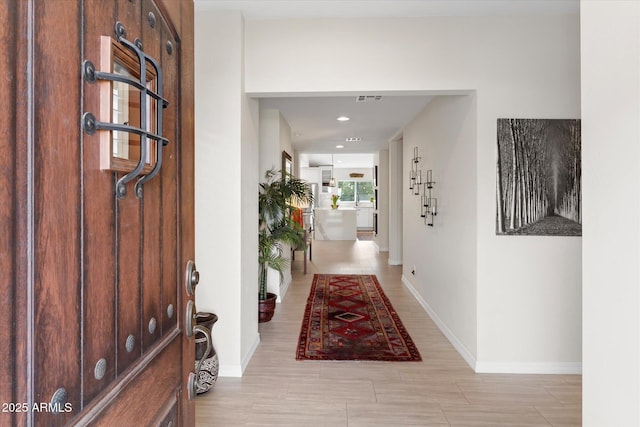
left=258, top=107, right=294, bottom=175
left=375, top=150, right=389, bottom=252
left=581, top=1, right=640, bottom=425
left=195, top=10, right=259, bottom=377
left=258, top=107, right=295, bottom=301
left=244, top=14, right=582, bottom=371
left=402, top=95, right=478, bottom=363
left=280, top=113, right=293, bottom=162
left=332, top=167, right=373, bottom=181
left=241, top=91, right=260, bottom=371
left=299, top=167, right=320, bottom=186
left=388, top=138, right=403, bottom=265
left=473, top=18, right=582, bottom=370
left=258, top=108, right=281, bottom=175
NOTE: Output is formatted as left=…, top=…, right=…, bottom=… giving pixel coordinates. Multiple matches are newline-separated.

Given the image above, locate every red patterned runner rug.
left=296, top=274, right=422, bottom=361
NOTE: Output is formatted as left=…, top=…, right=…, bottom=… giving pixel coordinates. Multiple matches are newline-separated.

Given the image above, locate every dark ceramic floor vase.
left=195, top=312, right=219, bottom=394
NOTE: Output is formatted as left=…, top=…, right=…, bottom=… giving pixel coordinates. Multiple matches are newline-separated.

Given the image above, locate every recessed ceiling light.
left=336, top=145, right=344, bottom=148
left=346, top=137, right=361, bottom=142
left=336, top=116, right=350, bottom=121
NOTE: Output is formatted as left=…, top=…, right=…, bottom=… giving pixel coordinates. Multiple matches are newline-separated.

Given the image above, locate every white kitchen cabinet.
left=356, top=206, right=373, bottom=229
left=315, top=208, right=357, bottom=240
left=320, top=166, right=333, bottom=193
left=299, top=167, right=321, bottom=187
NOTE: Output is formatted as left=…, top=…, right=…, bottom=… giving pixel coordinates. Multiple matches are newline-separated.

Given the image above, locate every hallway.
left=196, top=240, right=581, bottom=426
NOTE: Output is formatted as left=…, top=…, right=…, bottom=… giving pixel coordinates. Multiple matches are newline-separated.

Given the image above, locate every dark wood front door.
left=1, top=0, right=196, bottom=425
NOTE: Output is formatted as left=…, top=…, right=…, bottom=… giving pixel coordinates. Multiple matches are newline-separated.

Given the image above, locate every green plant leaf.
left=258, top=168, right=313, bottom=300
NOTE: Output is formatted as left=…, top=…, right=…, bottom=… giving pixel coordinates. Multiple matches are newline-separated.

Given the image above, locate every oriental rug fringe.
left=296, top=274, right=422, bottom=361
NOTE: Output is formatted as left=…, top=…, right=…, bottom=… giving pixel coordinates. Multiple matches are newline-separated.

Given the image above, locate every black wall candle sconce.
left=410, top=149, right=438, bottom=226
left=421, top=170, right=437, bottom=226
left=409, top=147, right=422, bottom=195
left=426, top=197, right=437, bottom=226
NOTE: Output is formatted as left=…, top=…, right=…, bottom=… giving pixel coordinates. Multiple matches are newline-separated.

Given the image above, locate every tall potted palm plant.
left=258, top=168, right=313, bottom=322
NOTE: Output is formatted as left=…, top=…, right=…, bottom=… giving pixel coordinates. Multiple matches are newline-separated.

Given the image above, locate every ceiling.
left=261, top=94, right=436, bottom=154
left=299, top=152, right=376, bottom=169
left=195, top=1, right=579, bottom=20
left=195, top=0, right=579, bottom=168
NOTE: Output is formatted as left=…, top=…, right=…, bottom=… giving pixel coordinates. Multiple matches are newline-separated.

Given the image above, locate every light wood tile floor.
left=196, top=240, right=581, bottom=426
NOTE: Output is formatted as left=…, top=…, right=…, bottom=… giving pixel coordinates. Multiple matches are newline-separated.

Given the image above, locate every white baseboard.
left=401, top=275, right=582, bottom=375
left=242, top=332, right=261, bottom=372
left=373, top=241, right=389, bottom=253
left=218, top=364, right=243, bottom=378
left=218, top=332, right=260, bottom=378
left=278, top=274, right=291, bottom=303
left=268, top=269, right=291, bottom=303
left=401, top=275, right=477, bottom=371
left=388, top=258, right=402, bottom=266
left=475, top=362, right=583, bottom=375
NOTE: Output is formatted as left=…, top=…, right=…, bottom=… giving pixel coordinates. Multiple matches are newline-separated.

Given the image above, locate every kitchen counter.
left=314, top=208, right=357, bottom=240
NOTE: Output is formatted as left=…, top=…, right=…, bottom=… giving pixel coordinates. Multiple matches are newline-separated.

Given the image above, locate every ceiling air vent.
left=356, top=95, right=382, bottom=102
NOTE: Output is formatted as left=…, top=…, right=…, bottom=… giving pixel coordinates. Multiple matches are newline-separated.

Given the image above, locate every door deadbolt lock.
left=185, top=300, right=197, bottom=337
left=185, top=260, right=199, bottom=296
left=187, top=371, right=197, bottom=401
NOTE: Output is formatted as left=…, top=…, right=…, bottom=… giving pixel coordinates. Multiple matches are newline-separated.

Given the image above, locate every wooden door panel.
left=75, top=334, right=181, bottom=425
left=2, top=2, right=31, bottom=425
left=32, top=1, right=83, bottom=425
left=141, top=0, right=164, bottom=353
left=113, top=0, right=144, bottom=378
left=0, top=0, right=16, bottom=424
left=116, top=188, right=143, bottom=373
left=141, top=171, right=163, bottom=352
left=158, top=0, right=181, bottom=36
left=3, top=0, right=194, bottom=424
left=161, top=23, right=179, bottom=336
left=79, top=0, right=194, bottom=424
left=154, top=396, right=179, bottom=427
left=176, top=1, right=196, bottom=421
left=117, top=0, right=142, bottom=34
left=82, top=0, right=119, bottom=405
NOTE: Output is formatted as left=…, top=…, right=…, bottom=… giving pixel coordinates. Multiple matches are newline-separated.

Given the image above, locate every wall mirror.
left=282, top=150, right=292, bottom=180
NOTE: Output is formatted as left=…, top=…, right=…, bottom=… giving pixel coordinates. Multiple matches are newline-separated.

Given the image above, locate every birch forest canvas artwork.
left=496, top=118, right=581, bottom=236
